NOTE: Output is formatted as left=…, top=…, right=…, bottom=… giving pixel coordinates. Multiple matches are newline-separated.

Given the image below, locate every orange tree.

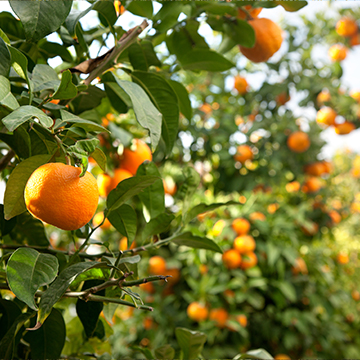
left=0, top=1, right=359, bottom=359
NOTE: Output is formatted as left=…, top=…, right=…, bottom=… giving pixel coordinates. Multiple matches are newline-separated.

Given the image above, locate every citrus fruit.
left=287, top=131, right=310, bottom=153
left=275, top=92, right=290, bottom=106
left=92, top=211, right=112, bottom=230
left=165, top=268, right=180, bottom=286
left=351, top=290, right=360, bottom=301
left=336, top=17, right=357, bottom=37
left=120, top=139, right=152, bottom=175
left=163, top=178, right=177, bottom=196
left=350, top=90, right=360, bottom=102
left=302, top=177, right=323, bottom=193
left=292, top=257, right=308, bottom=275
left=119, top=237, right=136, bottom=251
left=199, top=264, right=208, bottom=274
left=249, top=212, right=266, bottom=222
left=148, top=256, right=167, bottom=275
left=111, top=168, right=132, bottom=190
left=97, top=173, right=113, bottom=198
left=187, top=302, right=208, bottom=322
left=274, top=354, right=291, bottom=360
left=237, top=5, right=262, bottom=20
left=140, top=282, right=155, bottom=294
left=328, top=44, right=347, bottom=62
left=212, top=219, right=226, bottom=236
left=234, top=75, right=248, bottom=95
left=236, top=314, right=247, bottom=327
left=234, top=235, right=256, bottom=254
left=232, top=218, right=250, bottom=235
left=334, top=121, right=356, bottom=135
left=337, top=252, right=349, bottom=264
left=234, top=145, right=253, bottom=163
left=209, top=308, right=228, bottom=328
left=350, top=32, right=360, bottom=47
left=222, top=249, right=242, bottom=269
left=239, top=18, right=283, bottom=63
left=240, top=252, right=258, bottom=269
left=285, top=181, right=300, bottom=193
left=316, top=90, right=331, bottom=106
left=328, top=210, right=342, bottom=224
left=267, top=203, right=279, bottom=214
left=25, top=163, right=99, bottom=231
left=316, top=107, right=337, bottom=126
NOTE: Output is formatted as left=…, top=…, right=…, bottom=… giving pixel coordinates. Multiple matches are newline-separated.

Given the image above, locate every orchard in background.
left=0, top=1, right=360, bottom=359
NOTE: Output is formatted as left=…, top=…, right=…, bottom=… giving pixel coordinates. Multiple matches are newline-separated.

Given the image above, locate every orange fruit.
left=140, top=282, right=155, bottom=294
left=292, top=257, right=308, bottom=275
left=253, top=184, right=271, bottom=194
left=200, top=103, right=212, bottom=115
left=209, top=308, right=228, bottom=328
left=239, top=18, right=283, bottom=63
left=328, top=210, right=342, bottom=224
left=119, top=237, right=136, bottom=251
left=232, top=218, right=250, bottom=235
left=337, top=252, right=349, bottom=265
left=24, top=163, right=99, bottom=231
left=97, top=173, right=113, bottom=198
left=199, top=264, right=208, bottom=274
left=143, top=316, right=153, bottom=330
left=111, top=168, right=133, bottom=190
left=249, top=212, right=266, bottom=222
left=148, top=256, right=167, bottom=275
left=237, top=5, right=262, bottom=20
left=120, top=139, right=152, bottom=175
left=316, top=107, right=337, bottom=127
left=350, top=32, right=360, bottom=47
left=350, top=90, right=360, bottom=102
left=317, top=90, right=331, bottom=106
left=285, top=181, right=300, bottom=193
left=114, top=0, right=125, bottom=16
left=212, top=219, right=226, bottom=236
left=334, top=121, right=355, bottom=135
left=304, top=161, right=331, bottom=176
left=224, top=289, right=235, bottom=298
left=302, top=177, right=323, bottom=193
left=222, top=249, right=242, bottom=269
left=234, top=235, right=256, bottom=254
left=165, top=268, right=180, bottom=286
left=236, top=314, right=247, bottom=327
left=351, top=290, right=360, bottom=301
left=328, top=44, right=347, bottom=62
left=287, top=131, right=310, bottom=153
left=267, top=203, right=279, bottom=214
left=163, top=178, right=177, bottom=196
left=240, top=252, right=258, bottom=270
left=234, top=145, right=253, bottom=164
left=301, top=222, right=319, bottom=236
left=92, top=212, right=112, bottom=230
left=274, top=355, right=291, bottom=360
left=234, top=75, right=248, bottom=95
left=275, top=92, right=290, bottom=106
left=336, top=17, right=358, bottom=37
left=187, top=302, right=208, bottom=322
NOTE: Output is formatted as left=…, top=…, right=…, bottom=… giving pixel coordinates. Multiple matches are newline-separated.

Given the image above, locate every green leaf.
left=107, top=123, right=133, bottom=147
left=175, top=327, right=207, bottom=360
left=136, top=161, right=165, bottom=218
left=68, top=138, right=100, bottom=156
left=273, top=281, right=297, bottom=302
left=153, top=2, right=184, bottom=33
left=36, top=261, right=111, bottom=327
left=57, top=109, right=108, bottom=133
left=275, top=1, right=307, bottom=11
left=90, top=147, right=107, bottom=172
left=132, top=71, right=179, bottom=155
left=234, top=348, right=274, bottom=360
left=185, top=201, right=239, bottom=224
left=167, top=79, right=192, bottom=121
left=0, top=28, right=10, bottom=44
left=0, top=205, right=16, bottom=237
left=0, top=299, right=22, bottom=342
left=104, top=82, right=130, bottom=114
left=171, top=232, right=222, bottom=253
left=181, top=49, right=235, bottom=72
left=199, top=2, right=236, bottom=15
left=9, top=0, right=73, bottom=42
left=52, top=70, right=77, bottom=100
left=6, top=248, right=58, bottom=310
left=116, top=79, right=162, bottom=151
left=0, top=11, right=25, bottom=42
left=0, top=312, right=34, bottom=360
left=24, top=308, right=65, bottom=359
left=128, top=40, right=161, bottom=71
left=0, top=75, right=19, bottom=110
left=31, top=64, right=59, bottom=92
left=0, top=125, right=31, bottom=158
left=2, top=105, right=53, bottom=132
left=0, top=37, right=11, bottom=77
left=4, top=154, right=52, bottom=220
left=38, top=41, right=73, bottom=63
left=107, top=175, right=160, bottom=212
left=107, top=204, right=137, bottom=242
left=142, top=213, right=175, bottom=242
left=223, top=18, right=255, bottom=48
left=154, top=345, right=175, bottom=360
left=126, top=0, right=153, bottom=18
left=71, top=85, right=106, bottom=114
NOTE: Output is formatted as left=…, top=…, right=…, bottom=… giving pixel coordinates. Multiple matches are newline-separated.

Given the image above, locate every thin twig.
left=0, top=149, right=15, bottom=171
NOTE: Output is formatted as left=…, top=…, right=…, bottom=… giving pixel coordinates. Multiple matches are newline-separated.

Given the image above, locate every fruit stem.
left=239, top=6, right=254, bottom=21
left=54, top=135, right=71, bottom=165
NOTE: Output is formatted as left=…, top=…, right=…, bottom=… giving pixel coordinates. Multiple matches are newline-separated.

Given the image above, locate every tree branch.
left=0, top=149, right=15, bottom=171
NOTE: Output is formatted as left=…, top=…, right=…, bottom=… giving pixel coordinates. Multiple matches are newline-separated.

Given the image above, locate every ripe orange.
left=25, top=163, right=99, bottom=231
left=187, top=302, right=208, bottom=322
left=212, top=219, right=226, bottom=236
left=114, top=0, right=125, bottom=16
left=334, top=121, right=355, bottom=135
left=148, top=256, right=167, bottom=275
left=200, top=103, right=212, bottom=115
left=292, top=257, right=308, bottom=275
left=328, top=210, right=342, bottom=224
left=274, top=355, right=291, bottom=360
left=285, top=181, right=301, bottom=193
left=351, top=290, right=360, bottom=301
left=304, top=161, right=331, bottom=176
left=111, top=168, right=133, bottom=190
left=275, top=92, right=290, bottom=106
left=120, top=139, right=152, bottom=175
left=140, top=282, right=155, bottom=294
left=249, top=212, right=266, bottom=222
left=165, top=268, right=180, bottom=286
left=350, top=90, right=360, bottom=102
left=163, top=178, right=177, bottom=196
left=234, top=235, right=256, bottom=254
left=316, top=90, right=331, bottom=106
left=209, top=308, right=228, bottom=328
left=143, top=316, right=153, bottom=330
left=234, top=75, right=248, bottom=95
left=350, top=33, right=360, bottom=47
left=336, top=17, right=358, bottom=37
left=240, top=252, right=258, bottom=270
left=236, top=314, right=247, bottom=327
left=234, top=145, right=253, bottom=164
left=239, top=18, right=283, bottom=63
left=267, top=203, right=279, bottom=214
left=302, top=177, right=323, bottom=193
left=232, top=218, right=250, bottom=235
left=328, top=44, right=347, bottom=62
left=92, top=211, right=112, bottom=230
left=222, top=249, right=242, bottom=269
left=97, top=173, right=113, bottom=198
left=237, top=5, right=262, bottom=20
left=119, top=237, right=136, bottom=251
left=337, top=252, right=349, bottom=265
left=287, top=131, right=310, bottom=153
left=316, top=107, right=337, bottom=126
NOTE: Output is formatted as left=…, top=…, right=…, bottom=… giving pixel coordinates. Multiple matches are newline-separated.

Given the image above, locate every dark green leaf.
left=52, top=69, right=77, bottom=100
left=4, top=154, right=52, bottom=220
left=90, top=147, right=107, bottom=172
left=276, top=1, right=307, bottom=11
left=38, top=41, right=73, bottom=63
left=0, top=205, right=16, bottom=237
left=107, top=204, right=137, bottom=242
left=6, top=248, right=58, bottom=310
left=0, top=37, right=11, bottom=77
left=223, top=18, right=255, bottom=48
left=24, top=308, right=65, bottom=359
left=167, top=79, right=192, bottom=121
left=142, top=213, right=175, bottom=242
left=199, top=2, right=236, bottom=15
left=175, top=327, right=207, bottom=360
left=9, top=0, right=73, bottom=42
left=116, top=79, right=162, bottom=151
left=128, top=40, right=161, bottom=71
left=126, top=0, right=153, bottom=18
left=0, top=299, right=21, bottom=342
left=107, top=123, right=133, bottom=147
left=0, top=75, right=19, bottom=110
left=132, top=71, right=179, bottom=155
left=186, top=201, right=239, bottom=223
left=71, top=85, right=106, bottom=114
left=136, top=161, right=165, bottom=218
left=154, top=345, right=175, bottom=360
left=107, top=175, right=159, bottom=212
left=234, top=348, right=274, bottom=360
left=171, top=232, right=222, bottom=253
left=273, top=281, right=297, bottom=302
left=0, top=11, right=25, bottom=41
